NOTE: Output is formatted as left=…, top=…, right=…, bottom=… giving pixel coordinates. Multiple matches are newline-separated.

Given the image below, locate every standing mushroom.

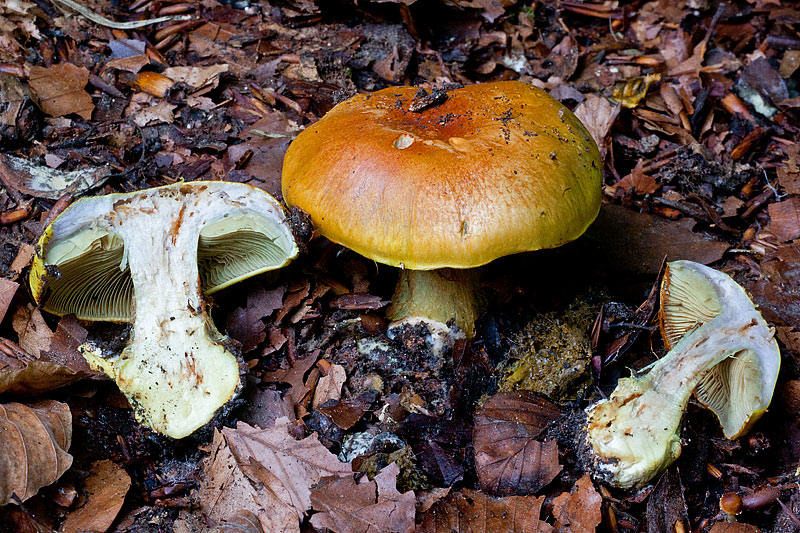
left=30, top=181, right=299, bottom=438
left=585, top=260, right=780, bottom=489
left=282, top=81, right=601, bottom=341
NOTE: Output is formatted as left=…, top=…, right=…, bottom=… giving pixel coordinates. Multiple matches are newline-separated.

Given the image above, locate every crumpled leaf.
left=59, top=459, right=131, bottom=533
left=11, top=304, right=53, bottom=358
left=196, top=418, right=351, bottom=532
left=572, top=95, right=620, bottom=158
left=0, top=400, right=73, bottom=505
left=28, top=63, right=94, bottom=119
left=417, top=489, right=553, bottom=533
left=309, top=462, right=415, bottom=533
left=708, top=523, right=760, bottom=533
left=0, top=278, right=18, bottom=323
left=473, top=391, right=562, bottom=495
left=312, top=363, right=346, bottom=410
left=551, top=475, right=602, bottom=533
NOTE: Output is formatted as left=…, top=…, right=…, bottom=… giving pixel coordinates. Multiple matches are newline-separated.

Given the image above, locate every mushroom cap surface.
left=282, top=81, right=602, bottom=270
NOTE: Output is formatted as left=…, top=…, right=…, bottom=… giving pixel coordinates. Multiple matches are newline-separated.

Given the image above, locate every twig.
left=49, top=0, right=191, bottom=29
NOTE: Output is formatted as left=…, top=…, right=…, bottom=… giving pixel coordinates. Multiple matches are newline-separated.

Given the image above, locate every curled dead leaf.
left=0, top=400, right=72, bottom=505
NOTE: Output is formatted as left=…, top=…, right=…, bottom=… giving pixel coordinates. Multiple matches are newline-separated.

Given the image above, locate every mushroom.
left=585, top=260, right=780, bottom=489
left=282, top=81, right=601, bottom=342
left=29, top=181, right=298, bottom=438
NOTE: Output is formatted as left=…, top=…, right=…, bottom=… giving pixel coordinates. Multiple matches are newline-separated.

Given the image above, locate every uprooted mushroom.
left=30, top=181, right=298, bottom=438
left=584, top=260, right=780, bottom=489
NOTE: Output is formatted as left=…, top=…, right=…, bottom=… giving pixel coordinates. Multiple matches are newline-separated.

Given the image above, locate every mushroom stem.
left=81, top=194, right=240, bottom=439
left=585, top=261, right=779, bottom=489
left=386, top=268, right=479, bottom=338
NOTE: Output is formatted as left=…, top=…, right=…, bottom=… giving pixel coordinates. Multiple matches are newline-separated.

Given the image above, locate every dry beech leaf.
left=0, top=400, right=72, bottom=505
left=309, top=462, right=415, bottom=533
left=28, top=63, right=94, bottom=119
left=312, top=363, right=346, bottom=410
left=586, top=204, right=729, bottom=275
left=473, top=391, right=562, bottom=495
left=0, top=278, right=18, bottom=323
left=196, top=418, right=351, bottom=532
left=417, top=489, right=553, bottom=533
left=60, top=459, right=131, bottom=533
left=551, top=475, right=602, bottom=533
left=263, top=351, right=319, bottom=405
left=768, top=197, right=800, bottom=242
left=11, top=304, right=53, bottom=358
left=572, top=94, right=620, bottom=158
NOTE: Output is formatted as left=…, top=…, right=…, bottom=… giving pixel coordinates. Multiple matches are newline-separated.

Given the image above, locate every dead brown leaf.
left=551, top=474, right=602, bottom=533
left=572, top=94, right=620, bottom=158
left=263, top=350, right=319, bottom=405
left=312, top=363, right=346, bottom=410
left=417, top=488, right=553, bottom=533
left=28, top=63, right=94, bottom=119
left=310, top=462, right=415, bottom=533
left=473, top=391, right=562, bottom=496
left=225, top=284, right=286, bottom=353
left=196, top=429, right=300, bottom=532
left=197, top=418, right=352, bottom=532
left=646, top=469, right=689, bottom=533
left=12, top=304, right=53, bottom=358
left=708, top=523, right=761, bottom=532
left=768, top=197, right=800, bottom=242
left=0, top=344, right=87, bottom=396
left=318, top=391, right=378, bottom=431
left=0, top=400, right=72, bottom=505
left=0, top=278, right=18, bottom=324
left=586, top=204, right=730, bottom=275
left=60, top=459, right=131, bottom=533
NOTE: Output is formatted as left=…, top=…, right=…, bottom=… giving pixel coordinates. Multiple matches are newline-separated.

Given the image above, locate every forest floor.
left=0, top=0, right=799, bottom=531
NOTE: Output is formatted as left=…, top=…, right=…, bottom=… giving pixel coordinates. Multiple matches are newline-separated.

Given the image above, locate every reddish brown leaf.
left=551, top=475, right=602, bottom=533
left=473, top=391, right=562, bottom=495
left=708, top=523, right=760, bottom=533
left=317, top=391, right=378, bottom=430
left=60, top=460, right=131, bottom=533
left=310, top=463, right=415, bottom=533
left=0, top=278, right=18, bottom=324
left=768, top=197, right=800, bottom=242
left=28, top=63, right=94, bottom=119
left=586, top=204, right=730, bottom=275
left=0, top=400, right=72, bottom=505
left=417, top=489, right=553, bottom=533
left=263, top=350, right=319, bottom=405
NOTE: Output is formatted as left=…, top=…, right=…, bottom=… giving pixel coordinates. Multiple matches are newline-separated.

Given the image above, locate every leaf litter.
left=1, top=0, right=800, bottom=530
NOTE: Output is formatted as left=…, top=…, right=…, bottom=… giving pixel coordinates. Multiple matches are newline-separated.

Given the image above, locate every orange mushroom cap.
left=282, top=81, right=602, bottom=270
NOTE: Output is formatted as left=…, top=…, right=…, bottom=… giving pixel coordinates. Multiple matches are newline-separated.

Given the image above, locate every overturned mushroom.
left=282, top=81, right=601, bottom=345
left=585, top=260, right=780, bottom=489
left=30, top=182, right=298, bottom=438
